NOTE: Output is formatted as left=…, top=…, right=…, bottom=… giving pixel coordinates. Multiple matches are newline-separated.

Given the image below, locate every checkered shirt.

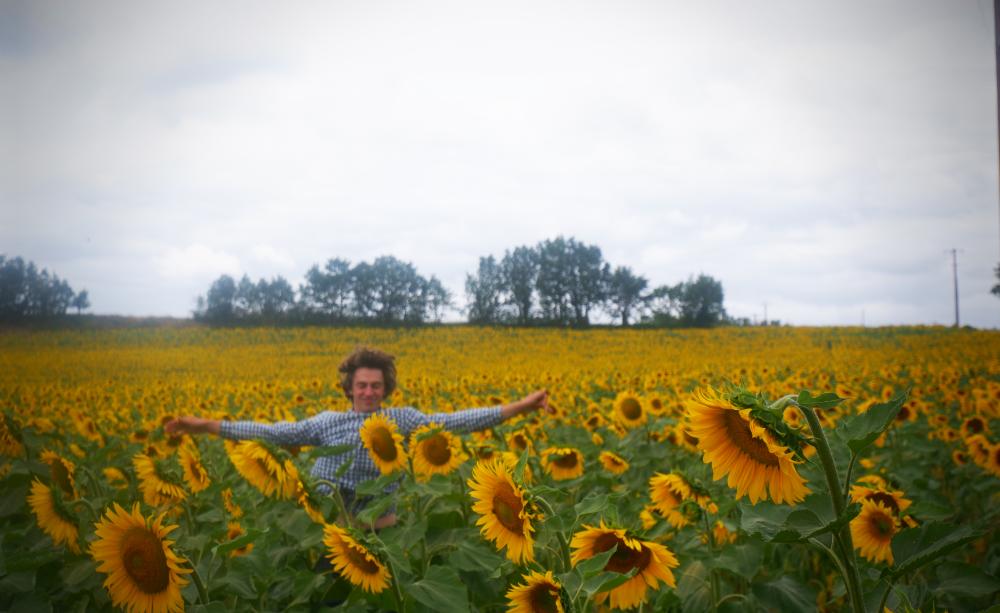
left=219, top=406, right=502, bottom=500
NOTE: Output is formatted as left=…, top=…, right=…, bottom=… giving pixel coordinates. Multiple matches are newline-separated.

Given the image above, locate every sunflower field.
left=1, top=325, right=999, bottom=612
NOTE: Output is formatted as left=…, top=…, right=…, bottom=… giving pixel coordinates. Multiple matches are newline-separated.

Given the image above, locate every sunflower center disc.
left=620, top=399, right=642, bottom=420
left=593, top=534, right=651, bottom=574
left=50, top=461, right=73, bottom=496
left=553, top=452, right=578, bottom=469
left=121, top=527, right=170, bottom=594
left=529, top=583, right=561, bottom=613
left=720, top=410, right=780, bottom=467
left=866, top=493, right=900, bottom=515
left=346, top=543, right=380, bottom=574
left=370, top=428, right=398, bottom=461
left=874, top=515, right=894, bottom=536
left=423, top=435, right=451, bottom=466
left=491, top=483, right=523, bottom=532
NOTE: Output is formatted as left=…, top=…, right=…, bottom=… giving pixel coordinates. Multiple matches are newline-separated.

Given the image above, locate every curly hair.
left=338, top=347, right=397, bottom=400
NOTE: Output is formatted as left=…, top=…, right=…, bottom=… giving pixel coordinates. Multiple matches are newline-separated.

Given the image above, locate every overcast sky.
left=2, top=0, right=999, bottom=327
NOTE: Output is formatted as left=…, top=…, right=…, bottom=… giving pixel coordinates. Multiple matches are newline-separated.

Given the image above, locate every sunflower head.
left=542, top=447, right=584, bottom=481
left=227, top=441, right=298, bottom=499
left=468, top=458, right=537, bottom=564
left=323, top=523, right=392, bottom=593
left=178, top=444, right=210, bottom=493
left=40, top=450, right=77, bottom=498
left=599, top=451, right=629, bottom=475
left=506, top=570, right=567, bottom=613
left=411, top=423, right=467, bottom=481
left=28, top=479, right=81, bottom=553
left=133, top=453, right=188, bottom=507
left=613, top=392, right=647, bottom=428
left=359, top=413, right=407, bottom=475
left=90, top=503, right=191, bottom=612
left=850, top=499, right=899, bottom=565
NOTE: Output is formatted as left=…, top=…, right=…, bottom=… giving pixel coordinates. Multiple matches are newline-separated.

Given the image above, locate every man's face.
left=351, top=367, right=385, bottom=413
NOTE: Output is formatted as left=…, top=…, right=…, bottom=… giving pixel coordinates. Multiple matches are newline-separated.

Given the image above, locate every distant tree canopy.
left=0, top=255, right=89, bottom=321
left=463, top=236, right=728, bottom=327
left=194, top=255, right=451, bottom=325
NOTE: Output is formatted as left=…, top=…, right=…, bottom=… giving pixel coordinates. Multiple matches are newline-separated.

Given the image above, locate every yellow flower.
left=541, top=447, right=584, bottom=481
left=599, top=451, right=629, bottom=475
left=227, top=441, right=298, bottom=499
left=686, top=389, right=809, bottom=505
left=178, top=444, right=210, bottom=493
left=411, top=423, right=467, bottom=481
left=850, top=499, right=899, bottom=565
left=40, top=450, right=77, bottom=498
left=27, top=479, right=80, bottom=553
left=359, top=413, right=407, bottom=475
left=103, top=467, right=129, bottom=489
left=987, top=442, right=1000, bottom=478
left=507, top=430, right=533, bottom=454
left=225, top=521, right=253, bottom=557
left=468, top=459, right=537, bottom=564
left=849, top=479, right=912, bottom=519
left=133, top=453, right=187, bottom=507
left=221, top=487, right=243, bottom=518
left=649, top=472, right=693, bottom=528
left=322, top=523, right=391, bottom=594
left=506, top=570, right=565, bottom=613
left=570, top=521, right=679, bottom=610
left=613, top=391, right=647, bottom=429
left=90, top=502, right=191, bottom=613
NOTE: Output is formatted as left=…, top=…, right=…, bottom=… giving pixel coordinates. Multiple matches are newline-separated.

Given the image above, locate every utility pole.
left=951, top=248, right=960, bottom=327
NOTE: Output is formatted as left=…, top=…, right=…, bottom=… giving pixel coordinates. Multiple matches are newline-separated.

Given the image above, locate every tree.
left=678, top=274, right=726, bottom=327
left=992, top=262, right=1000, bottom=300
left=500, top=246, right=538, bottom=325
left=0, top=255, right=79, bottom=320
left=300, top=258, right=353, bottom=319
left=606, top=266, right=648, bottom=326
left=535, top=237, right=607, bottom=326
left=202, top=275, right=238, bottom=322
left=70, top=290, right=90, bottom=315
left=257, top=276, right=295, bottom=317
left=466, top=255, right=505, bottom=324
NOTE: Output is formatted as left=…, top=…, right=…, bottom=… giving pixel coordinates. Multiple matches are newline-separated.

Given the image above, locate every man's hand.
left=501, top=389, right=553, bottom=420
left=164, top=416, right=220, bottom=436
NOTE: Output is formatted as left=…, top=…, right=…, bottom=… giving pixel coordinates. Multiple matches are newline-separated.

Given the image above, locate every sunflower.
left=294, top=478, right=326, bottom=524
left=987, top=442, right=1000, bottom=478
left=322, top=523, right=391, bottom=594
left=225, top=521, right=253, bottom=557
left=221, top=488, right=243, bottom=518
left=850, top=499, right=899, bottom=564
left=613, top=391, right=647, bottom=429
left=569, top=521, right=679, bottom=610
left=359, top=413, right=407, bottom=475
left=133, top=453, right=187, bottom=507
left=965, top=434, right=992, bottom=467
left=90, top=502, right=191, bottom=613
left=0, top=413, right=24, bottom=458
left=960, top=415, right=989, bottom=440
left=27, top=479, right=81, bottom=553
left=501, top=450, right=533, bottom=484
left=411, top=423, right=467, bottom=481
left=104, top=467, right=129, bottom=489
left=849, top=478, right=912, bottom=520
left=468, top=458, right=537, bottom=564
left=507, top=430, right=533, bottom=454
left=506, top=570, right=565, bottom=613
left=686, top=388, right=809, bottom=505
left=40, top=449, right=77, bottom=498
left=227, top=441, right=298, bottom=499
left=649, top=472, right=693, bottom=528
left=178, top=444, right=210, bottom=493
left=599, top=451, right=629, bottom=475
left=541, top=447, right=584, bottom=481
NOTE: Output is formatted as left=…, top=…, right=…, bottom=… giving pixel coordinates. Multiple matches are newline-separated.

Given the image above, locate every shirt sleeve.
left=426, top=406, right=504, bottom=433
left=218, top=414, right=324, bottom=447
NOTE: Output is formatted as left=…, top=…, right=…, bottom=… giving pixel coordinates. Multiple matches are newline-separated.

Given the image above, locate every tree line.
left=196, top=237, right=727, bottom=327
left=0, top=255, right=90, bottom=322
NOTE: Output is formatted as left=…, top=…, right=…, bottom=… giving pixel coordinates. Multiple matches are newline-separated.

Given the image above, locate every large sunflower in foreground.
left=133, top=453, right=187, bottom=507
left=506, top=570, right=565, bottom=613
left=686, top=388, right=809, bottom=505
left=27, top=479, right=81, bottom=553
left=322, top=523, right=391, bottom=594
left=227, top=441, right=299, bottom=499
left=359, top=413, right=407, bottom=475
left=570, top=521, right=679, bottom=610
left=411, top=423, right=467, bottom=481
left=613, top=391, right=647, bottom=429
left=90, top=502, right=191, bottom=613
left=541, top=447, right=584, bottom=481
left=468, top=458, right=537, bottom=564
left=850, top=499, right=899, bottom=564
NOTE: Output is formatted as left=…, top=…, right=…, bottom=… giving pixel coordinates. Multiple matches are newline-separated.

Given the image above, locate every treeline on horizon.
left=0, top=238, right=743, bottom=327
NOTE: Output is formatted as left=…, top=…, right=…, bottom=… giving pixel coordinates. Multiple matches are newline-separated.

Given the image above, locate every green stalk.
left=796, top=402, right=865, bottom=613
left=533, top=495, right=570, bottom=572
left=190, top=565, right=210, bottom=604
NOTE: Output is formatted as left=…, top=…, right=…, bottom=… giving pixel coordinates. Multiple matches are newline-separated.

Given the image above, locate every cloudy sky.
left=2, top=0, right=998, bottom=327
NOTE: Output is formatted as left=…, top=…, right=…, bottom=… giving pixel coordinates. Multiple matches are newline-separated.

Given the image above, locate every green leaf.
left=0, top=570, right=36, bottom=594
left=933, top=561, right=1000, bottom=599
left=9, top=594, right=51, bottom=613
left=405, top=565, right=469, bottom=611
left=582, top=569, right=636, bottom=598
left=796, top=390, right=844, bottom=410
left=738, top=496, right=853, bottom=543
left=711, top=541, right=763, bottom=580
left=837, top=390, right=908, bottom=453
left=214, top=570, right=258, bottom=600
left=355, top=495, right=396, bottom=526
left=303, top=443, right=356, bottom=459
left=751, top=576, right=816, bottom=611
left=188, top=604, right=230, bottom=613
left=355, top=472, right=402, bottom=496
left=575, top=493, right=617, bottom=517
left=213, top=527, right=267, bottom=557
left=447, top=538, right=505, bottom=573
left=59, top=558, right=97, bottom=590
left=890, top=521, right=982, bottom=579
left=676, top=560, right=712, bottom=613
left=575, top=545, right=617, bottom=578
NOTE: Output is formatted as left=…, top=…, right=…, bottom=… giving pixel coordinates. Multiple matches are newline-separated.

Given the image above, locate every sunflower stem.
left=795, top=402, right=865, bottom=613
left=533, top=496, right=570, bottom=572
left=842, top=450, right=859, bottom=505
left=190, top=565, right=209, bottom=604
left=877, top=579, right=894, bottom=613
